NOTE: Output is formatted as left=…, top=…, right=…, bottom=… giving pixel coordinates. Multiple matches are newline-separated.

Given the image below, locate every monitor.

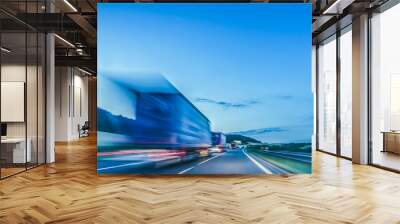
left=1, top=123, right=7, bottom=137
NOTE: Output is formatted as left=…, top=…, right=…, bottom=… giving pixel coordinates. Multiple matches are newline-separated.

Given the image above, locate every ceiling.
left=0, top=0, right=97, bottom=74
left=0, top=0, right=393, bottom=74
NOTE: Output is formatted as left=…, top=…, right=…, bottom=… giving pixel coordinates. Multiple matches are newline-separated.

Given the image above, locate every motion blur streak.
left=97, top=74, right=212, bottom=173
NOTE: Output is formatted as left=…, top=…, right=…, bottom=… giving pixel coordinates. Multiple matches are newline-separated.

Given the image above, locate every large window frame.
left=339, top=25, right=353, bottom=159
left=315, top=24, right=353, bottom=160
left=316, top=34, right=338, bottom=156
left=368, top=0, right=400, bottom=173
left=315, top=0, right=400, bottom=173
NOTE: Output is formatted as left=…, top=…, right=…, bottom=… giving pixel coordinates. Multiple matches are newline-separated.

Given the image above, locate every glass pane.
left=340, top=28, right=352, bottom=158
left=25, top=0, right=38, bottom=169
left=27, top=31, right=38, bottom=169
left=38, top=33, right=45, bottom=165
left=318, top=36, right=337, bottom=154
left=0, top=1, right=46, bottom=178
left=371, top=4, right=400, bottom=171
left=1, top=31, right=27, bottom=177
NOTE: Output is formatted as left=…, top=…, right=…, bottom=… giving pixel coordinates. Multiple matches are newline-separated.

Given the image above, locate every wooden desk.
left=382, top=131, right=400, bottom=154
left=1, top=138, right=31, bottom=164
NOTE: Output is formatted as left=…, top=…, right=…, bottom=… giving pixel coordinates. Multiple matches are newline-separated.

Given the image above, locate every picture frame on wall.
left=97, top=3, right=313, bottom=175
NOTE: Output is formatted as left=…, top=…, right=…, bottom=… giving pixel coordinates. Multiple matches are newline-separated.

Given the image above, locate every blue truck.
left=210, top=132, right=227, bottom=153
left=98, top=75, right=212, bottom=150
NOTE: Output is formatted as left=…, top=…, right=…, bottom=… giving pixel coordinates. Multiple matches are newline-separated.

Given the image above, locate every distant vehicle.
left=210, top=132, right=226, bottom=153
left=209, top=147, right=223, bottom=153
left=231, top=140, right=242, bottom=149
left=233, top=140, right=242, bottom=145
left=198, top=148, right=210, bottom=157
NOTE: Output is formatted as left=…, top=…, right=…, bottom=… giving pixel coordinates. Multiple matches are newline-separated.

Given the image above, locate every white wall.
left=71, top=73, right=89, bottom=138
left=55, top=67, right=89, bottom=141
left=1, top=65, right=26, bottom=141
left=1, top=64, right=38, bottom=137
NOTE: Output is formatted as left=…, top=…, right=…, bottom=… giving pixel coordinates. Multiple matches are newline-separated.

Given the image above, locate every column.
left=352, top=14, right=369, bottom=164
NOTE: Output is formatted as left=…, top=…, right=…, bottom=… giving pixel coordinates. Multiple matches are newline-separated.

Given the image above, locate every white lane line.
left=198, top=154, right=222, bottom=165
left=178, top=154, right=223, bottom=174
left=242, top=150, right=273, bottom=174
left=178, top=166, right=197, bottom=175
left=97, top=161, right=147, bottom=171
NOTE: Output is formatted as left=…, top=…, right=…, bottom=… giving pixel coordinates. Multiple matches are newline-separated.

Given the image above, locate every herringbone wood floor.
left=1, top=135, right=400, bottom=224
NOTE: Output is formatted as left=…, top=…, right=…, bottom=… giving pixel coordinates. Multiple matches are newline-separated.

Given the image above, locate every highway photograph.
left=98, top=143, right=311, bottom=175
left=97, top=72, right=312, bottom=175
left=97, top=4, right=312, bottom=175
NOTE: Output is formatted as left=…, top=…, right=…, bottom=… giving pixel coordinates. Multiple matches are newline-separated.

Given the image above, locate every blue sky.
left=98, top=3, right=312, bottom=143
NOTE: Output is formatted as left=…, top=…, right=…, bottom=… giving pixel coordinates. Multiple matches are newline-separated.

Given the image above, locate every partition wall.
left=0, top=1, right=47, bottom=179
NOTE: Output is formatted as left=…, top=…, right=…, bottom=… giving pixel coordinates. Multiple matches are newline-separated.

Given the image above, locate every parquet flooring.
left=1, top=135, right=400, bottom=223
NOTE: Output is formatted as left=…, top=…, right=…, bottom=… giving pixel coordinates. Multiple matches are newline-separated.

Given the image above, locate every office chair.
left=79, top=121, right=90, bottom=138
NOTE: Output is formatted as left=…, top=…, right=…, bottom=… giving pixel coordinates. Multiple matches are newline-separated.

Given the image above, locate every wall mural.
left=97, top=3, right=312, bottom=174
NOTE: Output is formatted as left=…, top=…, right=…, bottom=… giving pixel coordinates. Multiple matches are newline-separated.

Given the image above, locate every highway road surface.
left=98, top=149, right=291, bottom=174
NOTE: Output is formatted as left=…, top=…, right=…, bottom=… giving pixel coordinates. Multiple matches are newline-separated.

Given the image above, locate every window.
left=339, top=27, right=352, bottom=158
left=317, top=35, right=337, bottom=154
left=371, top=2, right=400, bottom=171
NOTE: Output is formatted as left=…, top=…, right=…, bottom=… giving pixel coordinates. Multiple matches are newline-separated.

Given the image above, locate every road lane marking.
left=178, top=154, right=223, bottom=174
left=242, top=150, right=273, bottom=174
left=97, top=161, right=147, bottom=171
left=198, top=154, right=222, bottom=165
left=178, top=165, right=197, bottom=175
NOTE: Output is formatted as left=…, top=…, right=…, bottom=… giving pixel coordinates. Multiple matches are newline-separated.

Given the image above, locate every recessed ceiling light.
left=78, top=67, right=93, bottom=76
left=63, top=0, right=78, bottom=12
left=322, top=0, right=354, bottom=15
left=1, top=47, right=11, bottom=53
left=54, top=34, right=75, bottom=48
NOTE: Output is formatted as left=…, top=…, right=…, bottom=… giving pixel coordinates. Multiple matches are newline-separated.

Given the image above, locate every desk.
left=382, top=131, right=400, bottom=154
left=1, top=138, right=31, bottom=163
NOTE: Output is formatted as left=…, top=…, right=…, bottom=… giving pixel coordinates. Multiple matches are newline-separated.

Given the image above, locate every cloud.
left=229, top=127, right=286, bottom=136
left=195, top=98, right=260, bottom=109
left=275, top=95, right=294, bottom=100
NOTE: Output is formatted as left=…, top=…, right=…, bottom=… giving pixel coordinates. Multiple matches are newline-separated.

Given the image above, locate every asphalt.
left=158, top=149, right=268, bottom=174
left=97, top=149, right=280, bottom=174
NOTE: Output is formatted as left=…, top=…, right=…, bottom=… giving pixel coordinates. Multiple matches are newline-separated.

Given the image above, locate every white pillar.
left=312, top=45, right=317, bottom=151
left=352, top=14, right=369, bottom=164
left=46, top=32, right=55, bottom=163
